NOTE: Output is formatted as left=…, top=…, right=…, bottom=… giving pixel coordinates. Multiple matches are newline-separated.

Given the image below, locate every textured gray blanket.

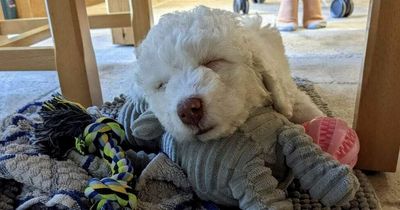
left=0, top=102, right=210, bottom=210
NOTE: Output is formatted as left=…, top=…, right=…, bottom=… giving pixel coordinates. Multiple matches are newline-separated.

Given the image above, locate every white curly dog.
left=130, top=6, right=360, bottom=209
left=133, top=6, right=323, bottom=142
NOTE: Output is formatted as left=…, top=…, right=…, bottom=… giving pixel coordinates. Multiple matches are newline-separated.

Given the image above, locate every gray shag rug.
left=99, top=78, right=380, bottom=210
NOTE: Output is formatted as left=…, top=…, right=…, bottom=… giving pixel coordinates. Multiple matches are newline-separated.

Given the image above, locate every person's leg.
left=303, top=0, right=326, bottom=29
left=276, top=0, right=299, bottom=31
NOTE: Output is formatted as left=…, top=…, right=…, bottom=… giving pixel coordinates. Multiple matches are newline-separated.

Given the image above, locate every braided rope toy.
left=76, top=117, right=137, bottom=210
left=35, top=95, right=138, bottom=210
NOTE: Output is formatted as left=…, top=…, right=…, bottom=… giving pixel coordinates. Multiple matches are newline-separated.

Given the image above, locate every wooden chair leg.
left=45, top=0, right=103, bottom=107
left=354, top=0, right=400, bottom=172
left=129, top=0, right=153, bottom=45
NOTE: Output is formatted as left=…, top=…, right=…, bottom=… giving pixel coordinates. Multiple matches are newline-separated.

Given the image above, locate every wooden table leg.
left=106, top=0, right=153, bottom=45
left=0, top=1, right=5, bottom=41
left=106, top=0, right=134, bottom=45
left=0, top=1, right=4, bottom=20
left=45, top=0, right=103, bottom=107
left=354, top=0, right=400, bottom=172
left=129, top=0, right=153, bottom=45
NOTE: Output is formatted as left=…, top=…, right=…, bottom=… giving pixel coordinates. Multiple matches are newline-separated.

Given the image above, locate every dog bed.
left=0, top=79, right=380, bottom=210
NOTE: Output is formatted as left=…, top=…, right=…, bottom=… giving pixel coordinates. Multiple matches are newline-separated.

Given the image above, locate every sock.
left=302, top=0, right=327, bottom=29
left=276, top=0, right=299, bottom=31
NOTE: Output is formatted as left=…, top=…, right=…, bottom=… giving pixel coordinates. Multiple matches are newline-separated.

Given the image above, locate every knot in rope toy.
left=76, top=117, right=137, bottom=209
left=85, top=177, right=137, bottom=210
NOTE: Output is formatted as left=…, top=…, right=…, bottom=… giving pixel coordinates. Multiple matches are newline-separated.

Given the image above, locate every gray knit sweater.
left=119, top=97, right=360, bottom=210
left=162, top=107, right=293, bottom=209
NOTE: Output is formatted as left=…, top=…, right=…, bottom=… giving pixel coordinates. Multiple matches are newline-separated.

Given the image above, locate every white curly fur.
left=133, top=6, right=323, bottom=142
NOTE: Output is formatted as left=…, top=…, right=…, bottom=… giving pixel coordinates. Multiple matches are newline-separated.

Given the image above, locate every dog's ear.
left=249, top=24, right=294, bottom=118
left=253, top=56, right=293, bottom=118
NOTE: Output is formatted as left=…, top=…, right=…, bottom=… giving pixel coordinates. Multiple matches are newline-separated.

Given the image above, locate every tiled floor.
left=0, top=0, right=398, bottom=209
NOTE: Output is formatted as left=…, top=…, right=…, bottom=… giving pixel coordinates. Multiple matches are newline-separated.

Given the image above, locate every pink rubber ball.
left=303, top=117, right=360, bottom=168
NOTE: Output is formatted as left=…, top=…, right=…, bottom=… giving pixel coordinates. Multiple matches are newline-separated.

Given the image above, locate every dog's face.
left=134, top=7, right=275, bottom=141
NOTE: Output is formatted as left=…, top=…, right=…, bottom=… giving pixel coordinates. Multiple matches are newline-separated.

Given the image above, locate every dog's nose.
left=177, top=97, right=203, bottom=126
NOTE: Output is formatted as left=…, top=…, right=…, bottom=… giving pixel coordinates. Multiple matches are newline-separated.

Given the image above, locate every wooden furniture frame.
left=14, top=0, right=104, bottom=18
left=0, top=0, right=152, bottom=107
left=106, top=0, right=154, bottom=45
left=0, top=1, right=4, bottom=20
left=0, top=0, right=398, bottom=172
left=15, top=0, right=47, bottom=18
left=353, top=0, right=400, bottom=172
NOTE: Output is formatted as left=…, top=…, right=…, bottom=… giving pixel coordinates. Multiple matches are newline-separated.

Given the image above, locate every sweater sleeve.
left=277, top=125, right=360, bottom=206
left=229, top=157, right=293, bottom=210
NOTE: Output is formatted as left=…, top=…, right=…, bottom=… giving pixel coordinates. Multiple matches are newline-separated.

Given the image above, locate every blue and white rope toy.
left=35, top=95, right=138, bottom=210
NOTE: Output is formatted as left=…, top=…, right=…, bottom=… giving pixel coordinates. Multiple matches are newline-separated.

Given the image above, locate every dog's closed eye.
left=156, top=81, right=167, bottom=91
left=202, top=58, right=228, bottom=70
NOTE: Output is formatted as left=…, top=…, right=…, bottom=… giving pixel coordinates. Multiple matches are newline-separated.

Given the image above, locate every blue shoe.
left=276, top=22, right=298, bottom=32
left=305, top=20, right=327, bottom=29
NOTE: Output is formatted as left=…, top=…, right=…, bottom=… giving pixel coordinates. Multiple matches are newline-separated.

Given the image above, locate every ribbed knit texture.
left=112, top=81, right=379, bottom=210
left=159, top=105, right=359, bottom=209
left=161, top=107, right=293, bottom=209
left=117, top=96, right=360, bottom=209
left=278, top=126, right=360, bottom=206
left=118, top=97, right=163, bottom=152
